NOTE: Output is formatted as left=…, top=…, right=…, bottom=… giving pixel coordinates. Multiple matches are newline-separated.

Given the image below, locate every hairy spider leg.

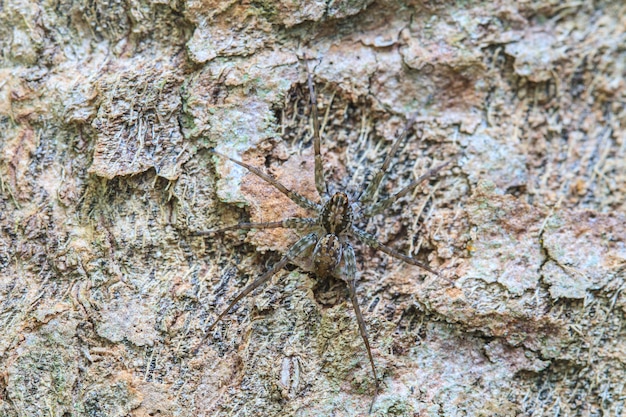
left=209, top=149, right=321, bottom=212
left=351, top=226, right=439, bottom=276
left=304, top=59, right=329, bottom=200
left=192, top=218, right=318, bottom=236
left=359, top=113, right=418, bottom=204
left=193, top=232, right=319, bottom=354
left=364, top=158, right=456, bottom=217
left=343, top=243, right=379, bottom=413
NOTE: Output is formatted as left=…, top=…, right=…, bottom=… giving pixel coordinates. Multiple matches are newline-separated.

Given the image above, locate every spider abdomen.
left=312, top=234, right=343, bottom=276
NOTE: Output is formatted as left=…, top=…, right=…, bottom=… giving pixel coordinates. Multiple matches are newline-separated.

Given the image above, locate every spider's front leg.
left=209, top=149, right=321, bottom=212
left=364, top=157, right=457, bottom=217
left=303, top=57, right=329, bottom=200
left=359, top=114, right=418, bottom=204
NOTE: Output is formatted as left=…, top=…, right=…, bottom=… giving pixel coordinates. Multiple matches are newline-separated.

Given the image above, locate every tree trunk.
left=1, top=1, right=625, bottom=416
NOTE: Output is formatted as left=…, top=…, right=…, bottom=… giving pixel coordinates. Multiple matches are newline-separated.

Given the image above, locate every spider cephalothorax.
left=320, top=191, right=353, bottom=235
left=192, top=63, right=454, bottom=413
left=313, top=192, right=352, bottom=275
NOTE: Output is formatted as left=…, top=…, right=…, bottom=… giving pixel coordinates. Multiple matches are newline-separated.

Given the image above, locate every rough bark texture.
left=1, top=1, right=625, bottom=416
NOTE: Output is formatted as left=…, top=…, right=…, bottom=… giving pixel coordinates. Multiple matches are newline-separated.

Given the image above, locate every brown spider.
left=193, top=66, right=454, bottom=413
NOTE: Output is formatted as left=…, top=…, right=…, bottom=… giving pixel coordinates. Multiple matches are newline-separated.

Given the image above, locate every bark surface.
left=0, top=1, right=625, bottom=416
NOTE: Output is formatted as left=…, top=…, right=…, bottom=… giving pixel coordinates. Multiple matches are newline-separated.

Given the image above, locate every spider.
left=193, top=64, right=454, bottom=413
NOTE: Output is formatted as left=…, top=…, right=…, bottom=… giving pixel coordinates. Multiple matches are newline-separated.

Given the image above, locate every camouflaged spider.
left=193, top=66, right=453, bottom=412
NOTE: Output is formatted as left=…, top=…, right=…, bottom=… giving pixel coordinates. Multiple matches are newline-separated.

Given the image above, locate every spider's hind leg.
left=342, top=243, right=379, bottom=413
left=351, top=226, right=440, bottom=276
left=192, top=232, right=319, bottom=354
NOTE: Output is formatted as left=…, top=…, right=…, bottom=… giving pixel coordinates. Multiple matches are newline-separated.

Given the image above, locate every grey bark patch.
left=97, top=298, right=158, bottom=347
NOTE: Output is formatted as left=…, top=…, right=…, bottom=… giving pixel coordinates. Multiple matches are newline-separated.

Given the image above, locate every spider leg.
left=210, top=149, right=321, bottom=212
left=343, top=243, right=379, bottom=413
left=364, top=158, right=456, bottom=217
left=193, top=232, right=318, bottom=354
left=351, top=226, right=439, bottom=275
left=359, top=114, right=418, bottom=204
left=191, top=217, right=318, bottom=236
left=304, top=58, right=329, bottom=200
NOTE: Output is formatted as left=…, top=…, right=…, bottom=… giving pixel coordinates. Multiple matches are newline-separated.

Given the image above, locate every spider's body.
left=193, top=66, right=454, bottom=413
left=314, top=192, right=352, bottom=275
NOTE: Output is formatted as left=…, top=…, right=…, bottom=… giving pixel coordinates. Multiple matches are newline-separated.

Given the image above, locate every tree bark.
left=1, top=1, right=625, bottom=416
